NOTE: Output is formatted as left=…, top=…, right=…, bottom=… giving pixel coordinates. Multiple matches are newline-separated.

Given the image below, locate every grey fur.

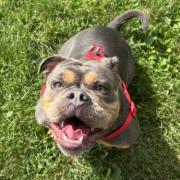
left=107, top=10, right=149, bottom=31
left=36, top=10, right=148, bottom=156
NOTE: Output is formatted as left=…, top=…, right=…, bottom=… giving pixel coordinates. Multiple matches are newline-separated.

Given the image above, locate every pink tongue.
left=62, top=125, right=89, bottom=140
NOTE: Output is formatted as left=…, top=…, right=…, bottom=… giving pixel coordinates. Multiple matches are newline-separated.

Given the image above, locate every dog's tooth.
left=77, top=136, right=83, bottom=143
left=61, top=120, right=65, bottom=128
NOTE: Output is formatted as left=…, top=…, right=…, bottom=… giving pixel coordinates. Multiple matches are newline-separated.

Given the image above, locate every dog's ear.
left=38, top=55, right=67, bottom=75
left=101, top=56, right=119, bottom=71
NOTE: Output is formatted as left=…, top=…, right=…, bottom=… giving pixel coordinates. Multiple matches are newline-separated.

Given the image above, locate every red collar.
left=40, top=43, right=137, bottom=141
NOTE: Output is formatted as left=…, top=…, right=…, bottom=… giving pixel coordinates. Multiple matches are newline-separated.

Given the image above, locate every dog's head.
left=35, top=55, right=122, bottom=156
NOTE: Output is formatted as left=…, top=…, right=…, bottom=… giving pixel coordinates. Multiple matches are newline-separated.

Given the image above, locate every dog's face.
left=36, top=55, right=121, bottom=156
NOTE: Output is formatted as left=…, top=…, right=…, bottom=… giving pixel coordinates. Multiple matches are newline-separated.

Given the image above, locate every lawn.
left=0, top=0, right=179, bottom=179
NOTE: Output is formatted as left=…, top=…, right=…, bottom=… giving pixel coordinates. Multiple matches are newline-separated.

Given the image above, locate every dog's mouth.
left=49, top=116, right=103, bottom=148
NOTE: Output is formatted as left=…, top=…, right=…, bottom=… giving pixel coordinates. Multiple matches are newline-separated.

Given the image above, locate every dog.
left=35, top=10, right=149, bottom=156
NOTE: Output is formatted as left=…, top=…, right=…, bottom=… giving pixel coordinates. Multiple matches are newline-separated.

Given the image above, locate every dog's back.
left=59, top=10, right=149, bottom=85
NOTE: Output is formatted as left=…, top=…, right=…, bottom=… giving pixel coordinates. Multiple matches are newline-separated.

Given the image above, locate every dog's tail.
left=107, top=10, right=149, bottom=31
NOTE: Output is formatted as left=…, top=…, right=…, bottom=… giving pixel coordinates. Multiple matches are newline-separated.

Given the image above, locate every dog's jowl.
left=35, top=10, right=149, bottom=156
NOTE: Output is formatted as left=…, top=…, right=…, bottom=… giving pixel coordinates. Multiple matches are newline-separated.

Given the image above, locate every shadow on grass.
left=83, top=63, right=179, bottom=179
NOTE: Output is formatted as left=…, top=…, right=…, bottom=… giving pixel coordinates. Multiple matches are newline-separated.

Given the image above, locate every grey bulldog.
left=35, top=10, right=149, bottom=156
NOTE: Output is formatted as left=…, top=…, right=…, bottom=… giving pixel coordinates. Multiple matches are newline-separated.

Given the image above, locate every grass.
left=0, top=0, right=179, bottom=179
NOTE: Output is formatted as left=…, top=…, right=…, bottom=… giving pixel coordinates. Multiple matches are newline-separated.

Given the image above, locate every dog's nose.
left=67, top=92, right=75, bottom=100
left=79, top=93, right=89, bottom=102
left=67, top=92, right=90, bottom=106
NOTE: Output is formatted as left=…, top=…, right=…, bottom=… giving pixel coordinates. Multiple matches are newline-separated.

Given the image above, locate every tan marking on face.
left=84, top=71, right=97, bottom=86
left=62, top=70, right=76, bottom=84
left=41, top=89, right=70, bottom=123
left=101, top=99, right=120, bottom=127
left=41, top=95, right=58, bottom=122
left=95, top=97, right=120, bottom=122
left=42, top=96, right=53, bottom=111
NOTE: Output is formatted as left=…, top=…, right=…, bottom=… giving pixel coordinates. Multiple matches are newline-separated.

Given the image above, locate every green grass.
left=0, top=0, right=179, bottom=179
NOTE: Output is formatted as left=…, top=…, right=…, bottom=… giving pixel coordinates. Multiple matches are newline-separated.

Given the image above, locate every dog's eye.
left=94, top=84, right=108, bottom=94
left=52, top=81, right=62, bottom=89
